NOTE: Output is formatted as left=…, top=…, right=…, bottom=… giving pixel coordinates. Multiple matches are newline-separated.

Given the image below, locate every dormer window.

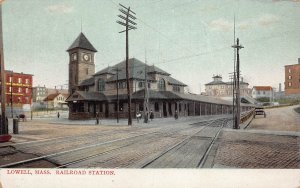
left=98, top=79, right=105, bottom=92
left=158, top=78, right=166, bottom=91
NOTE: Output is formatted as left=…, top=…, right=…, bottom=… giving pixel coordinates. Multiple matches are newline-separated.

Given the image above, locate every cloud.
left=258, top=14, right=280, bottom=26
left=208, top=18, right=232, bottom=32
left=208, top=14, right=280, bottom=32
left=272, top=0, right=300, bottom=3
left=46, top=4, right=73, bottom=14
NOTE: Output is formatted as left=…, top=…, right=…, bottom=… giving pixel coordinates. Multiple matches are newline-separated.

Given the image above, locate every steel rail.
left=0, top=130, right=160, bottom=168
left=140, top=118, right=225, bottom=168
left=197, top=118, right=229, bottom=168
left=1, top=117, right=227, bottom=168
left=56, top=120, right=214, bottom=168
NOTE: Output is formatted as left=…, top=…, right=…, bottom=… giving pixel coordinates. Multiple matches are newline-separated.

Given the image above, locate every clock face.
left=83, top=54, right=90, bottom=61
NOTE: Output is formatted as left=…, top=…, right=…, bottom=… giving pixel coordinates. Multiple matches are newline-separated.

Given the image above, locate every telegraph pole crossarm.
left=116, top=4, right=137, bottom=126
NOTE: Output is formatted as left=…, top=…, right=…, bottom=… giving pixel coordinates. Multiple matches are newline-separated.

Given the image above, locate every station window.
left=158, top=79, right=166, bottom=91
left=138, top=82, right=144, bottom=88
left=288, top=75, right=292, bottom=80
left=288, top=82, right=292, bottom=87
left=154, top=102, right=159, bottom=112
left=117, top=81, right=126, bottom=89
left=98, top=79, right=105, bottom=92
left=18, top=78, right=22, bottom=83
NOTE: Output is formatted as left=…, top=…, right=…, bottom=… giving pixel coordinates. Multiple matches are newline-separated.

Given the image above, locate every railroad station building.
left=66, top=33, right=253, bottom=120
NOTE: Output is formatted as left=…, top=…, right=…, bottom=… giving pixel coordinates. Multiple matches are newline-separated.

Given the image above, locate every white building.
left=252, top=86, right=274, bottom=99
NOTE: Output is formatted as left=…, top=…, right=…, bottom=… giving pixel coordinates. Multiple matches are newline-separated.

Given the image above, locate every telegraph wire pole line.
left=232, top=38, right=244, bottom=129
left=116, top=3, right=137, bottom=126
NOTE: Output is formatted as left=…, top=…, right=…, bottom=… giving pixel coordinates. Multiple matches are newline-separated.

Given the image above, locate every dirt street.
left=249, top=105, right=300, bottom=131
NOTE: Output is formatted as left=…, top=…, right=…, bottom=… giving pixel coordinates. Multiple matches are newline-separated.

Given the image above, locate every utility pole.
left=232, top=38, right=244, bottom=129
left=0, top=1, right=7, bottom=135
left=113, top=68, right=121, bottom=123
left=117, top=3, right=137, bottom=126
left=144, top=54, right=149, bottom=123
left=232, top=15, right=236, bottom=129
left=10, top=71, right=13, bottom=118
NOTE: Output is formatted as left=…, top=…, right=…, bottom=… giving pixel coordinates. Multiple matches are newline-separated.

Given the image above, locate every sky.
left=1, top=0, right=300, bottom=93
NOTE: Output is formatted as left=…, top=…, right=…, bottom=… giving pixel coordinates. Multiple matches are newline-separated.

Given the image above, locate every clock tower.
left=67, top=32, right=97, bottom=94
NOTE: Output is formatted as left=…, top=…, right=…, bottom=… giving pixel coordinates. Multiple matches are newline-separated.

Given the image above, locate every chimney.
left=298, top=58, right=300, bottom=64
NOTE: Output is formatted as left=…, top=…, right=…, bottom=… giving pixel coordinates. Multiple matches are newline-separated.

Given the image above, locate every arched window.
left=98, top=79, right=105, bottom=92
left=158, top=78, right=166, bottom=91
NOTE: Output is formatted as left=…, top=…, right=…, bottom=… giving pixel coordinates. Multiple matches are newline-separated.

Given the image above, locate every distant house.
left=205, top=75, right=251, bottom=97
left=44, top=93, right=69, bottom=109
left=32, top=86, right=47, bottom=103
left=252, top=86, right=273, bottom=99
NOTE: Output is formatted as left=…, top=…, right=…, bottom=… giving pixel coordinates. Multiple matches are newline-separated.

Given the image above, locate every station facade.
left=66, top=33, right=253, bottom=120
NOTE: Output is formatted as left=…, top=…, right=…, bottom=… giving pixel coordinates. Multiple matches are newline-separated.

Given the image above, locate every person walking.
left=57, top=112, right=60, bottom=119
left=150, top=110, right=154, bottom=121
left=95, top=112, right=100, bottom=125
left=136, top=111, right=141, bottom=123
left=174, top=110, right=178, bottom=120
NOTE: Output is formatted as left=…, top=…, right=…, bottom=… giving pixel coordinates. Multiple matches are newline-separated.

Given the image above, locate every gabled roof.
left=67, top=32, right=97, bottom=52
left=66, top=91, right=107, bottom=102
left=253, top=86, right=273, bottom=91
left=44, top=93, right=59, bottom=101
left=80, top=58, right=186, bottom=87
left=94, top=66, right=116, bottom=76
left=147, top=65, right=170, bottom=76
left=132, top=89, right=181, bottom=100
left=44, top=93, right=69, bottom=101
left=79, top=77, right=95, bottom=86
left=167, top=77, right=187, bottom=86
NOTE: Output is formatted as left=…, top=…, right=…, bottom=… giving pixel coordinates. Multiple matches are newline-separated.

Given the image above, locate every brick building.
left=284, top=58, right=300, bottom=95
left=5, top=70, right=33, bottom=107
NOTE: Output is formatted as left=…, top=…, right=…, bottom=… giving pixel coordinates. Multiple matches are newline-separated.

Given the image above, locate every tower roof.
left=67, top=32, right=97, bottom=52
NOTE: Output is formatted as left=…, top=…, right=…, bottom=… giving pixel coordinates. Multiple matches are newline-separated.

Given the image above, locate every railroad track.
left=0, top=117, right=228, bottom=168
left=139, top=118, right=228, bottom=168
